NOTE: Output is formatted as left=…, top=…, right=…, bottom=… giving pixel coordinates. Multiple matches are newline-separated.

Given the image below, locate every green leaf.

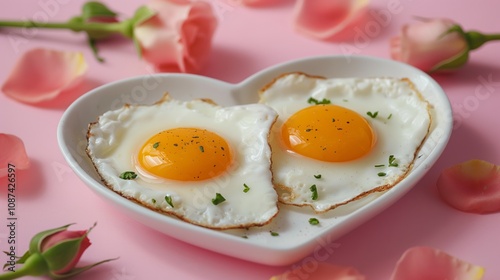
left=211, top=193, right=226, bottom=205
left=431, top=49, right=469, bottom=72
left=2, top=250, right=31, bottom=269
left=131, top=5, right=156, bottom=28
left=41, top=223, right=96, bottom=272
left=430, top=24, right=470, bottom=72
left=307, top=97, right=331, bottom=105
left=49, top=257, right=119, bottom=279
left=388, top=155, right=399, bottom=167
left=310, top=185, right=318, bottom=200
left=67, top=16, right=84, bottom=25
left=128, top=5, right=156, bottom=55
left=29, top=224, right=74, bottom=254
left=164, top=195, right=174, bottom=208
left=41, top=237, right=84, bottom=272
left=119, top=171, right=137, bottom=180
left=81, top=1, right=117, bottom=20
left=309, top=218, right=320, bottom=225
left=79, top=2, right=120, bottom=41
left=88, top=37, right=105, bottom=62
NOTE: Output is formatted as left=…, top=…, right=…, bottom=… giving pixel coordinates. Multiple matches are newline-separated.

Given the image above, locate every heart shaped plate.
left=58, top=55, right=453, bottom=266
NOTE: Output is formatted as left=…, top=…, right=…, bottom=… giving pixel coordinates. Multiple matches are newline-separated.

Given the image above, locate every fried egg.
left=259, top=73, right=432, bottom=212
left=86, top=95, right=279, bottom=229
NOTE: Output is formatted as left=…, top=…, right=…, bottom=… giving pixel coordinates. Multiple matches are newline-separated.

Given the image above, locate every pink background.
left=1, top=0, right=500, bottom=279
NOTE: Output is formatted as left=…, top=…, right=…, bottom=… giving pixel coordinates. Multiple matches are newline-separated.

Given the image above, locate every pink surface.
left=1, top=0, right=500, bottom=279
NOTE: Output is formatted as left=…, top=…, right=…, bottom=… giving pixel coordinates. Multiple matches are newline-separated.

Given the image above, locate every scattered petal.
left=437, top=159, right=500, bottom=213
left=0, top=133, right=30, bottom=177
left=270, top=262, right=365, bottom=280
left=391, top=246, right=485, bottom=280
left=293, top=0, right=369, bottom=40
left=134, top=0, right=217, bottom=73
left=1, top=48, right=88, bottom=104
left=240, top=0, right=272, bottom=6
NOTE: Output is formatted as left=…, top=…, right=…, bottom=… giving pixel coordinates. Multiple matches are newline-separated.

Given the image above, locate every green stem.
left=0, top=19, right=131, bottom=38
left=0, top=253, right=49, bottom=280
left=0, top=269, right=28, bottom=280
left=484, top=33, right=500, bottom=41
left=466, top=31, right=500, bottom=50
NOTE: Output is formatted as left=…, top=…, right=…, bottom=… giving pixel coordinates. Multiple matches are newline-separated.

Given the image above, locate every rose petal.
left=240, top=0, right=271, bottom=6
left=437, top=159, right=500, bottom=214
left=134, top=0, right=217, bottom=73
left=391, top=246, right=485, bottom=280
left=270, top=262, right=365, bottom=280
left=293, top=0, right=369, bottom=39
left=0, top=133, right=30, bottom=177
left=1, top=48, right=87, bottom=104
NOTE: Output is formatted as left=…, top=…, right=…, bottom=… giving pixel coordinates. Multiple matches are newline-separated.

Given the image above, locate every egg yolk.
left=137, top=128, right=232, bottom=181
left=281, top=105, right=376, bottom=162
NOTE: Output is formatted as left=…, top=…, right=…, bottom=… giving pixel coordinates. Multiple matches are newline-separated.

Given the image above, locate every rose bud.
left=0, top=223, right=116, bottom=280
left=390, top=18, right=500, bottom=72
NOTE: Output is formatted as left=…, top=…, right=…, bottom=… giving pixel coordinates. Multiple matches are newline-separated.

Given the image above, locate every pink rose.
left=0, top=224, right=115, bottom=279
left=390, top=18, right=469, bottom=72
left=134, top=0, right=218, bottom=73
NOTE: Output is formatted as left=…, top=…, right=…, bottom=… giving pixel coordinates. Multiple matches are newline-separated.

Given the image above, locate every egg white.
left=259, top=73, right=432, bottom=212
left=86, top=95, right=279, bottom=229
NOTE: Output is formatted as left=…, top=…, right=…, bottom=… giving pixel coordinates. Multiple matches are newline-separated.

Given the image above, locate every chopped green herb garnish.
left=374, top=164, right=385, bottom=168
left=309, top=218, right=320, bottom=225
left=199, top=145, right=205, bottom=152
left=367, top=111, right=379, bottom=118
left=308, top=97, right=331, bottom=105
left=314, top=174, right=322, bottom=179
left=212, top=193, right=226, bottom=205
left=378, top=172, right=387, bottom=177
left=119, top=171, right=137, bottom=180
left=165, top=195, right=174, bottom=207
left=387, top=113, right=393, bottom=119
left=270, top=231, right=279, bottom=236
left=243, top=183, right=250, bottom=193
left=388, top=155, right=399, bottom=167
left=153, top=142, right=160, bottom=149
left=310, top=184, right=318, bottom=200
left=152, top=198, right=157, bottom=204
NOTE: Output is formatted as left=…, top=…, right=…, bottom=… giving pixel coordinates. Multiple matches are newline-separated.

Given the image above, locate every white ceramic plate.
left=58, top=55, right=453, bottom=266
